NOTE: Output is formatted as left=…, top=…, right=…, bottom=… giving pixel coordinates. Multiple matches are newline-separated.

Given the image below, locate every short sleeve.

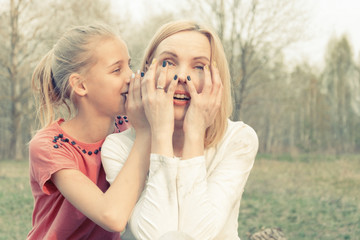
left=29, top=137, right=77, bottom=195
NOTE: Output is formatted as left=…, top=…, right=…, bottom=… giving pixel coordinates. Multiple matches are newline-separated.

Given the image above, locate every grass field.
left=0, top=155, right=359, bottom=240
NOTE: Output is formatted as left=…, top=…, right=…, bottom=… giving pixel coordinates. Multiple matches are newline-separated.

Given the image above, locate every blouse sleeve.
left=176, top=124, right=258, bottom=239
left=129, top=122, right=259, bottom=240
left=101, top=129, right=134, bottom=184
left=129, top=154, right=180, bottom=240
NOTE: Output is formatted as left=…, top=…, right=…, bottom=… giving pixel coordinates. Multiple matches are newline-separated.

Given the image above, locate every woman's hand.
left=182, top=63, right=222, bottom=159
left=126, top=71, right=150, bottom=132
left=141, top=60, right=179, bottom=156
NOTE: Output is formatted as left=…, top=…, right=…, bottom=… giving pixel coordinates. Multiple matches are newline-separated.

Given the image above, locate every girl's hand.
left=126, top=71, right=149, bottom=132
left=183, top=63, right=223, bottom=139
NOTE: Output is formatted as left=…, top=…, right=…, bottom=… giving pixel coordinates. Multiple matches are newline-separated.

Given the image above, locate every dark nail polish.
left=146, top=60, right=148, bottom=65
left=187, top=76, right=191, bottom=81
left=174, top=75, right=178, bottom=80
left=141, top=72, right=144, bottom=77
left=162, top=60, right=167, bottom=67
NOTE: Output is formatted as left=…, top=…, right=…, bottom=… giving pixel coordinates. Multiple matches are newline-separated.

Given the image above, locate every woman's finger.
left=167, top=74, right=179, bottom=96
left=156, top=60, right=168, bottom=90
left=141, top=59, right=157, bottom=101
left=186, top=75, right=198, bottom=98
left=210, top=62, right=222, bottom=95
left=202, top=64, right=212, bottom=94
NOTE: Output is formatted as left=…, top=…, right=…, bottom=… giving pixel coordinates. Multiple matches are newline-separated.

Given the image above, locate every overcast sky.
left=114, top=0, right=360, bottom=66
left=284, top=0, right=360, bottom=65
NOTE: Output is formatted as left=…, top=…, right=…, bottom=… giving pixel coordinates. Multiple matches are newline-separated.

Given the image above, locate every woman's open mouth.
left=173, top=91, right=190, bottom=106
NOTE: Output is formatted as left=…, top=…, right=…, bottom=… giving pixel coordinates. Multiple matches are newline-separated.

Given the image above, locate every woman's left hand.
left=183, top=63, right=223, bottom=139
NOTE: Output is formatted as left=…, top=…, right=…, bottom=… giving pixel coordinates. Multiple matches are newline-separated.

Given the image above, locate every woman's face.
left=153, top=30, right=211, bottom=122
left=85, top=37, right=132, bottom=117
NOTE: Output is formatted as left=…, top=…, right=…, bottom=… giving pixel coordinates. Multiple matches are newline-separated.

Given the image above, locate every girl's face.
left=85, top=37, right=132, bottom=117
left=153, top=31, right=211, bottom=122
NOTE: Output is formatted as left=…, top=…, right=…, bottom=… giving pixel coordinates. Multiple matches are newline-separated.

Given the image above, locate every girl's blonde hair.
left=32, top=24, right=118, bottom=129
left=141, top=20, right=233, bottom=148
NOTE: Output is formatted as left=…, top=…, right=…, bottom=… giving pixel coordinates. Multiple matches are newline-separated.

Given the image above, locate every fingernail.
left=187, top=76, right=191, bottom=81
left=152, top=58, right=157, bottom=64
left=174, top=74, right=178, bottom=80
left=141, top=72, right=145, bottom=77
left=162, top=60, right=167, bottom=67
left=131, top=73, right=135, bottom=78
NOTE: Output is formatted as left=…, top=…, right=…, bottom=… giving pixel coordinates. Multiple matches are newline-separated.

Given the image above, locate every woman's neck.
left=173, top=125, right=184, bottom=157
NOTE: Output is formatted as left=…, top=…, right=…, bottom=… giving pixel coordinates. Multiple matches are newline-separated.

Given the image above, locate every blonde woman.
left=102, top=20, right=259, bottom=240
left=28, top=24, right=150, bottom=239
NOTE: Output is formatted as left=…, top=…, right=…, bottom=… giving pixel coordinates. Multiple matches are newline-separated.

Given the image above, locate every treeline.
left=0, top=0, right=359, bottom=160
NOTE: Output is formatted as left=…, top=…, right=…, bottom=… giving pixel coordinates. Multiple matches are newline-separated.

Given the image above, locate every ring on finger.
left=156, top=85, right=164, bottom=90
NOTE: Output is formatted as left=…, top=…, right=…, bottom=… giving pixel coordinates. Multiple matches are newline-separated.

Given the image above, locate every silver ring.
left=156, top=86, right=164, bottom=90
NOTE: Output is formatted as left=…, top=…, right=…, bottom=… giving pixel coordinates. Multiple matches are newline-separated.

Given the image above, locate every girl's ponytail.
left=32, top=49, right=60, bottom=128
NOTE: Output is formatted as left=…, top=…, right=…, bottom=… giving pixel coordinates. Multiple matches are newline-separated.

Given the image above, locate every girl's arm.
left=52, top=71, right=151, bottom=232
left=51, top=131, right=150, bottom=232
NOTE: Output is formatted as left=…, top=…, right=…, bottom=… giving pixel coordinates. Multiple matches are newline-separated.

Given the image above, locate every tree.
left=322, top=35, right=358, bottom=153
left=186, top=0, right=307, bottom=120
left=0, top=0, right=121, bottom=160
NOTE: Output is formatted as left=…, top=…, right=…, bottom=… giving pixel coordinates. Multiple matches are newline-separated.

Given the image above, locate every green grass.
left=1, top=155, right=359, bottom=240
left=238, top=155, right=360, bottom=240
left=0, top=160, right=33, bottom=240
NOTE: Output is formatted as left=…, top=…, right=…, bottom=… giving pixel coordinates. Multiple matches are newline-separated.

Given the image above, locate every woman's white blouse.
left=101, top=119, right=258, bottom=240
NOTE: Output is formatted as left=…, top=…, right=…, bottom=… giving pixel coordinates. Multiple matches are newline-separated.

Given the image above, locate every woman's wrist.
left=182, top=134, right=204, bottom=160
left=151, top=132, right=174, bottom=157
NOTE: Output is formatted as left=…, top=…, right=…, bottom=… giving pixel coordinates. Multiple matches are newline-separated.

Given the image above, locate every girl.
left=102, top=20, right=259, bottom=240
left=28, top=24, right=150, bottom=239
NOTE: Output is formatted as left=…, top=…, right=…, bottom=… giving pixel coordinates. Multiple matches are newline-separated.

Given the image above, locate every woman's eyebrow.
left=159, top=51, right=178, bottom=58
left=193, top=56, right=210, bottom=62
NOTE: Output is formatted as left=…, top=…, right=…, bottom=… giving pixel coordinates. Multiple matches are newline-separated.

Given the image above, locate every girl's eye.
left=113, top=68, right=121, bottom=73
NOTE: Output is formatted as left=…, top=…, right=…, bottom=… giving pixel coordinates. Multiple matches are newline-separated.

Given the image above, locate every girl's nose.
left=126, top=69, right=134, bottom=84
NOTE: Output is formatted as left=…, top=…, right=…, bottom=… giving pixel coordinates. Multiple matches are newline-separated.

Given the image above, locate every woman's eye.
left=166, top=60, right=175, bottom=66
left=195, top=65, right=204, bottom=70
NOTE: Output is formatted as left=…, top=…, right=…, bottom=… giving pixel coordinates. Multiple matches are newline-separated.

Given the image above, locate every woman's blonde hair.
left=141, top=20, right=233, bottom=148
left=32, top=24, right=118, bottom=129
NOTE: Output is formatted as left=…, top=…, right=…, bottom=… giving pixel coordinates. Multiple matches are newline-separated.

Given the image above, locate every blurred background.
left=0, top=1, right=359, bottom=239
left=0, top=0, right=359, bottom=160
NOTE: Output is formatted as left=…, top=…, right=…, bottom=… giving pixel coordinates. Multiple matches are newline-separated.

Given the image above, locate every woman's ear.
left=69, top=73, right=87, bottom=97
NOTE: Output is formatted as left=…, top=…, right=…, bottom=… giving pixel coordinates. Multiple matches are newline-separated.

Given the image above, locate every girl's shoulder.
left=29, top=119, right=64, bottom=153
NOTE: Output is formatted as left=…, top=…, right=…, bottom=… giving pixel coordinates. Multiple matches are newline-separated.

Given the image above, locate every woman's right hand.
left=141, top=60, right=178, bottom=135
left=141, top=60, right=179, bottom=156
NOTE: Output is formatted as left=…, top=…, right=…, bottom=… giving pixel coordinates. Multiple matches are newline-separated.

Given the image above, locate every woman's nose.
left=177, top=73, right=187, bottom=83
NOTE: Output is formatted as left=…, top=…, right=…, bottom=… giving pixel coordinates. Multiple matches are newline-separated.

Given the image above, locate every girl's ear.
left=69, top=73, right=87, bottom=97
